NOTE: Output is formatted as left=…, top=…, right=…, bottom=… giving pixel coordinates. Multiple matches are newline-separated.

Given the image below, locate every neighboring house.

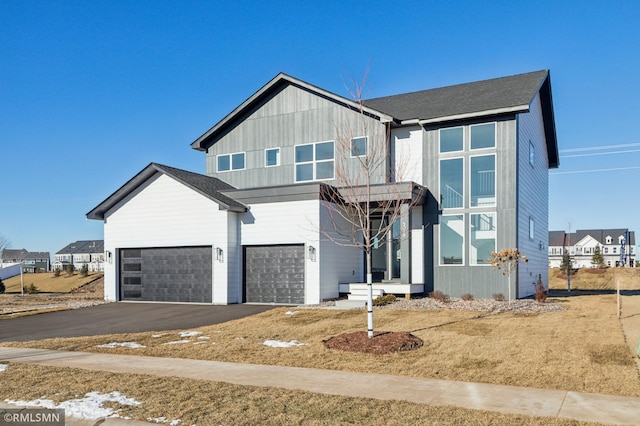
left=53, top=240, right=105, bottom=272
left=88, top=70, right=559, bottom=304
left=0, top=249, right=50, bottom=272
left=549, top=229, right=635, bottom=268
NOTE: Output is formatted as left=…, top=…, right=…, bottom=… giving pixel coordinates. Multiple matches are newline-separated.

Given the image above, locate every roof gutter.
left=417, top=104, right=530, bottom=126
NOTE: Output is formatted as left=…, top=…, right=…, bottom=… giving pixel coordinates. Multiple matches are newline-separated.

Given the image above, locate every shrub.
left=461, top=293, right=474, bottom=301
left=493, top=293, right=505, bottom=302
left=25, top=283, right=38, bottom=294
left=535, top=280, right=547, bottom=303
left=372, top=294, right=397, bottom=306
left=429, top=290, right=450, bottom=303
left=80, top=264, right=89, bottom=277
left=0, top=278, right=5, bottom=294
left=65, top=264, right=74, bottom=276
left=54, top=267, right=61, bottom=277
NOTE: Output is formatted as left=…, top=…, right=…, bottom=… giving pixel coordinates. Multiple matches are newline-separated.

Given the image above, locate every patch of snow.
left=197, top=336, right=210, bottom=340
left=97, top=342, right=146, bottom=349
left=178, top=331, right=202, bottom=337
left=163, top=340, right=192, bottom=345
left=263, top=340, right=305, bottom=348
left=151, top=333, right=167, bottom=338
left=0, top=364, right=7, bottom=372
left=5, top=391, right=141, bottom=420
left=149, top=417, right=182, bottom=425
left=285, top=311, right=298, bottom=315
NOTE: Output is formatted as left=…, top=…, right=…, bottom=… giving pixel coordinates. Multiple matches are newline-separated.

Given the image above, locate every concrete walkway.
left=1, top=346, right=640, bottom=425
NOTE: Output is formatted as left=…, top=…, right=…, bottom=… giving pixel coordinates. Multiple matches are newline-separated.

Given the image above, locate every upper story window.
left=440, top=158, right=463, bottom=208
left=606, top=236, right=612, bottom=244
left=613, top=247, right=617, bottom=254
left=529, top=141, right=535, bottom=167
left=351, top=137, right=367, bottom=157
left=470, top=123, right=495, bottom=149
left=295, top=141, right=334, bottom=182
left=529, top=217, right=535, bottom=240
left=217, top=152, right=245, bottom=172
left=470, top=154, right=495, bottom=207
left=265, top=148, right=280, bottom=167
left=440, top=127, right=463, bottom=153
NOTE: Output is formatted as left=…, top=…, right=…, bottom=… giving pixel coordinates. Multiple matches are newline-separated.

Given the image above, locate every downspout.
left=514, top=115, right=520, bottom=299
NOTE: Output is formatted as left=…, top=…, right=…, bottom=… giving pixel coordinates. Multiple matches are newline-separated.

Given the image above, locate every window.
left=613, top=247, right=617, bottom=254
left=440, top=158, right=463, bottom=208
left=529, top=141, right=535, bottom=167
left=295, top=141, right=334, bottom=182
left=351, top=137, right=367, bottom=157
left=604, top=247, right=609, bottom=254
left=217, top=152, right=245, bottom=172
left=470, top=213, right=496, bottom=265
left=265, top=148, right=280, bottom=167
left=529, top=217, right=535, bottom=240
left=440, top=127, right=463, bottom=152
left=470, top=155, right=495, bottom=207
left=470, top=123, right=495, bottom=149
left=440, top=215, right=464, bottom=265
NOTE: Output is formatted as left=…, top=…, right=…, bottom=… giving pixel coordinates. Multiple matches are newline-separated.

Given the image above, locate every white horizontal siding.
left=103, top=173, right=234, bottom=303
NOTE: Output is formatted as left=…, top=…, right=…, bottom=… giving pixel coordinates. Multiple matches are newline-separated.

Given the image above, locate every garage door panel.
left=120, top=246, right=212, bottom=303
left=243, top=245, right=305, bottom=304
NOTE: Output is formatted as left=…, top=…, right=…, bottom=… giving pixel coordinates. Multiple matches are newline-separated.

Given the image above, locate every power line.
left=561, top=149, right=640, bottom=158
left=559, top=142, right=640, bottom=153
left=550, top=166, right=640, bottom=175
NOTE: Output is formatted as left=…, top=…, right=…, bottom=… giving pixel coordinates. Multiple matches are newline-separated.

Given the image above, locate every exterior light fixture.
left=307, top=245, right=316, bottom=262
left=216, top=247, right=224, bottom=262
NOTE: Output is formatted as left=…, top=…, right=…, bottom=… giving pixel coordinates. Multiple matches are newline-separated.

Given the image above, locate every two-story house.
left=549, top=229, right=635, bottom=268
left=53, top=240, right=105, bottom=272
left=88, top=70, right=558, bottom=304
left=0, top=249, right=50, bottom=272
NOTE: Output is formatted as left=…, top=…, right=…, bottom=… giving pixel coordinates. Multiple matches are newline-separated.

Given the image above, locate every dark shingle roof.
left=364, top=70, right=549, bottom=123
left=1, top=249, right=50, bottom=261
left=56, top=240, right=104, bottom=255
left=549, top=229, right=635, bottom=246
left=548, top=231, right=566, bottom=246
left=87, top=163, right=247, bottom=220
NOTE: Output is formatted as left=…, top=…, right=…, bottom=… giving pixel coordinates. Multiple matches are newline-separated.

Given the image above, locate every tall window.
left=440, top=127, right=463, bottom=152
left=440, top=158, right=463, bottom=208
left=440, top=215, right=464, bottom=265
left=470, top=213, right=496, bottom=265
left=217, top=152, right=245, bottom=172
left=470, top=123, right=495, bottom=149
left=529, top=217, right=535, bottom=240
left=529, top=141, right=535, bottom=167
left=351, top=137, right=367, bottom=157
left=295, top=141, right=334, bottom=182
left=265, top=148, right=280, bottom=167
left=470, top=155, right=495, bottom=207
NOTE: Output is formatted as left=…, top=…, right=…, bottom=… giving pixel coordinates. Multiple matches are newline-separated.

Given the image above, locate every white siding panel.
left=103, top=173, right=234, bottom=303
left=393, top=126, right=423, bottom=184
left=411, top=206, right=424, bottom=283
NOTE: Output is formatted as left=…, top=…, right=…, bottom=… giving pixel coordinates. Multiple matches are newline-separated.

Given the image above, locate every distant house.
left=0, top=249, right=50, bottom=272
left=549, top=229, right=635, bottom=268
left=53, top=240, right=105, bottom=272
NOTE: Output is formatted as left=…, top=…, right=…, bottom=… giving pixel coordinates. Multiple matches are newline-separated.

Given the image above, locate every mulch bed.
left=323, top=331, right=423, bottom=355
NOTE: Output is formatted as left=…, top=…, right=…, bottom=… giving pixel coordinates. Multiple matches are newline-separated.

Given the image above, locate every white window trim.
left=439, top=126, right=465, bottom=153
left=469, top=153, right=496, bottom=208
left=470, top=122, right=497, bottom=150
left=217, top=152, right=246, bottom=173
left=439, top=214, right=465, bottom=266
left=265, top=147, right=280, bottom=168
left=350, top=136, right=368, bottom=158
left=294, top=140, right=335, bottom=183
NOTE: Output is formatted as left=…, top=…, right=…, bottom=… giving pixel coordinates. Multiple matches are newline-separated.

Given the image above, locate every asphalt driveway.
left=0, top=303, right=276, bottom=342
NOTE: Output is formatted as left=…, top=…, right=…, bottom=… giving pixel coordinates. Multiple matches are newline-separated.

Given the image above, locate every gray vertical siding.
left=204, top=85, right=388, bottom=189
left=426, top=117, right=520, bottom=299
left=516, top=93, right=550, bottom=297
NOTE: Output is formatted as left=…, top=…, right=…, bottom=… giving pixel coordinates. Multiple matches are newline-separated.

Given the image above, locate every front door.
left=370, top=218, right=401, bottom=282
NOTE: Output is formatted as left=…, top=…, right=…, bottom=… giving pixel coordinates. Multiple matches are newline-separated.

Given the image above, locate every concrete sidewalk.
left=1, top=347, right=639, bottom=425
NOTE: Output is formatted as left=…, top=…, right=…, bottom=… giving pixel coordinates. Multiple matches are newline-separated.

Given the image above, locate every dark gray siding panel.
left=243, top=245, right=305, bottom=304
left=120, top=247, right=212, bottom=303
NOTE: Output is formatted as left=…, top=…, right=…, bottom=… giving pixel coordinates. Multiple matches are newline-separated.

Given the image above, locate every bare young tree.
left=0, top=233, right=10, bottom=257
left=320, top=72, right=423, bottom=337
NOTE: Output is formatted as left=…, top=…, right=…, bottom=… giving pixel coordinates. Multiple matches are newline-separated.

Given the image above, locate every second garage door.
left=120, top=246, right=212, bottom=303
left=243, top=244, right=305, bottom=304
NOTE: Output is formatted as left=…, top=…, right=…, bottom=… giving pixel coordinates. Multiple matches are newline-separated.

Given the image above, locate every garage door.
left=243, top=244, right=305, bottom=304
left=120, top=246, right=212, bottom=303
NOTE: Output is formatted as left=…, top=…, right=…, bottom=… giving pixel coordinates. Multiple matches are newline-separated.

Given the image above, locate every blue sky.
left=1, top=0, right=639, bottom=258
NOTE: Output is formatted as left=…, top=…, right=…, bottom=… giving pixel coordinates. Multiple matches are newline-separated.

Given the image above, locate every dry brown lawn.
left=2, top=272, right=103, bottom=293
left=549, top=267, right=640, bottom=290
left=0, top=363, right=598, bottom=425
left=5, top=292, right=640, bottom=398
